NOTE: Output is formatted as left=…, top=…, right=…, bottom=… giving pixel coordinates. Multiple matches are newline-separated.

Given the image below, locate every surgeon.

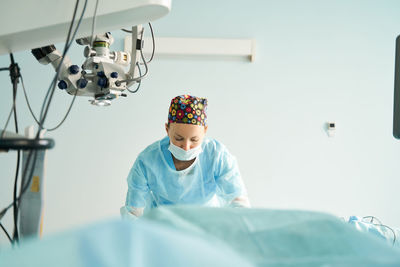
left=121, top=95, right=250, bottom=219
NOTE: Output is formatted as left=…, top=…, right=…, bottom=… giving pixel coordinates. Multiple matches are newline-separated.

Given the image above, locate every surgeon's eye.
left=174, top=137, right=184, bottom=141
left=191, top=138, right=199, bottom=142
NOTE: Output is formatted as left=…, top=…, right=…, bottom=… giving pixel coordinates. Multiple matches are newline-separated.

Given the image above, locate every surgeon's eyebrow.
left=175, top=133, right=199, bottom=139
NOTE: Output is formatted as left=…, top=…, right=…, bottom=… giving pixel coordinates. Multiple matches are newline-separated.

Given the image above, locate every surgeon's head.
left=165, top=95, right=208, bottom=151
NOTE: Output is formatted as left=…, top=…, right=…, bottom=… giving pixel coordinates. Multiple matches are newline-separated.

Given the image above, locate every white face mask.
left=168, top=142, right=203, bottom=161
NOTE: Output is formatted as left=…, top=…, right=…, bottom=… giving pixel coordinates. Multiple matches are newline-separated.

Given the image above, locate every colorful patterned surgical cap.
left=168, top=95, right=208, bottom=126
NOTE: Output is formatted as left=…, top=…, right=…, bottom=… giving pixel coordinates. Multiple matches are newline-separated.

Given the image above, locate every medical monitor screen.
left=394, top=35, right=400, bottom=139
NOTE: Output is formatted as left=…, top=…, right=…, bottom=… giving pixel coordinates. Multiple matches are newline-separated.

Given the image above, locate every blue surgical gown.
left=125, top=136, right=246, bottom=211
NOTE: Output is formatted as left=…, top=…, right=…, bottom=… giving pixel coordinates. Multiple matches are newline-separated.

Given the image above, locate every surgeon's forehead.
left=170, top=123, right=204, bottom=137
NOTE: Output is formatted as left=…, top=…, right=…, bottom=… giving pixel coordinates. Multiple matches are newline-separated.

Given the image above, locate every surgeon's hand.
left=230, top=196, right=251, bottom=208
left=120, top=206, right=144, bottom=220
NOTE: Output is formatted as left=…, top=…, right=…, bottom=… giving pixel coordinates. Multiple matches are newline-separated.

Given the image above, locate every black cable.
left=11, top=77, right=20, bottom=243
left=0, top=53, right=23, bottom=243
left=0, top=223, right=12, bottom=243
left=0, top=151, right=37, bottom=244
left=20, top=76, right=40, bottom=125
left=0, top=150, right=38, bottom=241
left=12, top=150, right=20, bottom=243
left=1, top=151, right=38, bottom=215
left=0, top=78, right=38, bottom=235
left=1, top=54, right=20, bottom=139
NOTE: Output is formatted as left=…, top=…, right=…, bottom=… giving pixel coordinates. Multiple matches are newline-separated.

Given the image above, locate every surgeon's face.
left=165, top=123, right=208, bottom=151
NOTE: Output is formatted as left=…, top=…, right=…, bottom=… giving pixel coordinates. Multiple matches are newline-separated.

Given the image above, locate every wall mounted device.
left=394, top=35, right=400, bottom=139
left=326, top=122, right=336, bottom=137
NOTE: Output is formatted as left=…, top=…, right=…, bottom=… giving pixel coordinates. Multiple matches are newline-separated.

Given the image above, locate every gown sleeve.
left=125, top=157, right=151, bottom=208
left=213, top=141, right=247, bottom=204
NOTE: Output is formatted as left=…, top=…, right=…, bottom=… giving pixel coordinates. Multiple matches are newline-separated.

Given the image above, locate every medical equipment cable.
left=363, top=216, right=382, bottom=225
left=363, top=216, right=397, bottom=246
left=0, top=104, right=13, bottom=139
left=0, top=151, right=38, bottom=225
left=0, top=56, right=23, bottom=244
left=0, top=56, right=23, bottom=242
left=147, top=23, right=155, bottom=63
left=21, top=75, right=79, bottom=131
left=0, top=55, right=20, bottom=140
left=141, top=22, right=155, bottom=64
left=0, top=54, right=22, bottom=242
left=132, top=38, right=148, bottom=82
left=377, top=224, right=397, bottom=246
left=0, top=67, right=14, bottom=138
left=126, top=62, right=142, bottom=93
left=12, top=149, right=20, bottom=243
left=11, top=72, right=21, bottom=242
left=0, top=69, right=18, bottom=245
left=0, top=222, right=12, bottom=243
left=0, top=150, right=38, bottom=245
left=20, top=76, right=40, bottom=125
left=89, top=0, right=99, bottom=49
left=44, top=92, right=78, bottom=131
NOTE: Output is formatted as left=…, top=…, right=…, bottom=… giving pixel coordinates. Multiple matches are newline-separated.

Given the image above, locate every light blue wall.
left=1, top=0, right=400, bottom=245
